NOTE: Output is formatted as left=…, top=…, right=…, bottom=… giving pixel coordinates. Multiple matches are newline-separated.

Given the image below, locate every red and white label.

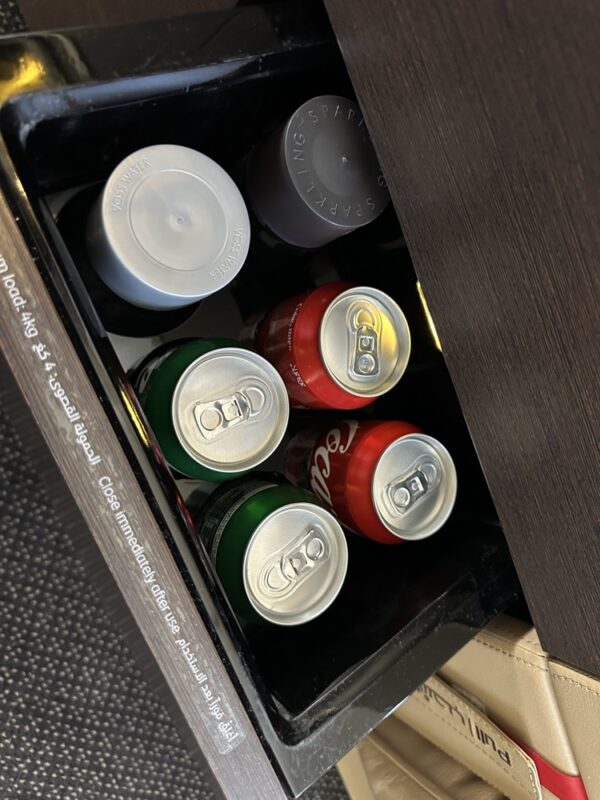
left=286, top=420, right=423, bottom=544
left=308, top=422, right=359, bottom=506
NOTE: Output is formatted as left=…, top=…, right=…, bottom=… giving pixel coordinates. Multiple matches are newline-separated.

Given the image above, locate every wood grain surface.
left=325, top=0, right=600, bottom=674
left=0, top=169, right=285, bottom=798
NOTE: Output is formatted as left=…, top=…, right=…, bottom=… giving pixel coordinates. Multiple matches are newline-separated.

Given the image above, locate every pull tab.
left=383, top=455, right=441, bottom=517
left=192, top=380, right=268, bottom=442
left=348, top=302, right=381, bottom=378
left=259, top=528, right=330, bottom=599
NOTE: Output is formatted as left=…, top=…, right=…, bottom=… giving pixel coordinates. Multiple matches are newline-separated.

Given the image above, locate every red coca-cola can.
left=254, top=282, right=411, bottom=409
left=285, top=420, right=457, bottom=544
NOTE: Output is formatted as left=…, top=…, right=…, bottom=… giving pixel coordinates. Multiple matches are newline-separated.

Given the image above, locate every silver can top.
left=243, top=502, right=348, bottom=625
left=372, top=434, right=457, bottom=540
left=320, top=286, right=411, bottom=397
left=89, top=144, right=250, bottom=309
left=172, top=348, right=289, bottom=473
left=247, top=95, right=389, bottom=248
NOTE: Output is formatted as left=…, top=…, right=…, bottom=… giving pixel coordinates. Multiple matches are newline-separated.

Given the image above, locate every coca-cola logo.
left=309, top=421, right=359, bottom=505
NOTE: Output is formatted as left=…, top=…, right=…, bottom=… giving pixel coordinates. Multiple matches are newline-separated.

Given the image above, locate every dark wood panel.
left=325, top=0, right=600, bottom=674
left=19, top=0, right=238, bottom=30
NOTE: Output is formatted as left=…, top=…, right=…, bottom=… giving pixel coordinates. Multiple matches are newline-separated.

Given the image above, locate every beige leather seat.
left=338, top=616, right=595, bottom=800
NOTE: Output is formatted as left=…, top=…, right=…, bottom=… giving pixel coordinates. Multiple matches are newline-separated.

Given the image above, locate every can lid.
left=172, top=348, right=289, bottom=473
left=319, top=286, right=411, bottom=397
left=243, top=502, right=348, bottom=625
left=99, top=145, right=250, bottom=307
left=372, top=434, right=457, bottom=540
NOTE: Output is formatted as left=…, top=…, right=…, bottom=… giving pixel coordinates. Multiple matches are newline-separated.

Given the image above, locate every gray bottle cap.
left=243, top=502, right=348, bottom=625
left=372, top=434, right=457, bottom=540
left=172, top=348, right=289, bottom=474
left=86, top=144, right=250, bottom=309
left=320, top=286, right=411, bottom=397
left=248, top=95, right=389, bottom=248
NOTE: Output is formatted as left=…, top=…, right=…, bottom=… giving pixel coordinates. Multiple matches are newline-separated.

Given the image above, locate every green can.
left=134, top=338, right=289, bottom=480
left=195, top=478, right=348, bottom=625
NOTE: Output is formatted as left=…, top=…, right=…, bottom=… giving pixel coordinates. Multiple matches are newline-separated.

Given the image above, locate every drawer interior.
left=0, top=5, right=521, bottom=794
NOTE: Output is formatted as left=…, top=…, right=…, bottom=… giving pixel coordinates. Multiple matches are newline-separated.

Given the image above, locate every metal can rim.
left=319, top=285, right=411, bottom=398
left=242, top=501, right=348, bottom=626
left=371, top=433, right=457, bottom=539
left=171, top=347, right=289, bottom=474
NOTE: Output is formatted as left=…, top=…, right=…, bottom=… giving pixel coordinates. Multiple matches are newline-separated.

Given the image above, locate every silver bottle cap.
left=243, top=502, right=348, bottom=625
left=248, top=95, right=389, bottom=248
left=172, top=348, right=289, bottom=474
left=320, top=286, right=411, bottom=397
left=372, top=434, right=457, bottom=540
left=86, top=144, right=250, bottom=309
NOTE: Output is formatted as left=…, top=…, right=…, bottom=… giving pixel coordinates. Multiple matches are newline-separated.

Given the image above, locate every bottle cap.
left=248, top=96, right=389, bottom=248
left=86, top=144, right=250, bottom=309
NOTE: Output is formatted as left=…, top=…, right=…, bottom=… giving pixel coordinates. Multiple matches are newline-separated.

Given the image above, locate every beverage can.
left=134, top=339, right=289, bottom=480
left=255, top=282, right=411, bottom=409
left=285, top=420, right=457, bottom=544
left=196, top=479, right=348, bottom=625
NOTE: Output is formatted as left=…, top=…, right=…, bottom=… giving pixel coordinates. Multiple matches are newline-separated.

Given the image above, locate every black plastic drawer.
left=0, top=4, right=521, bottom=797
